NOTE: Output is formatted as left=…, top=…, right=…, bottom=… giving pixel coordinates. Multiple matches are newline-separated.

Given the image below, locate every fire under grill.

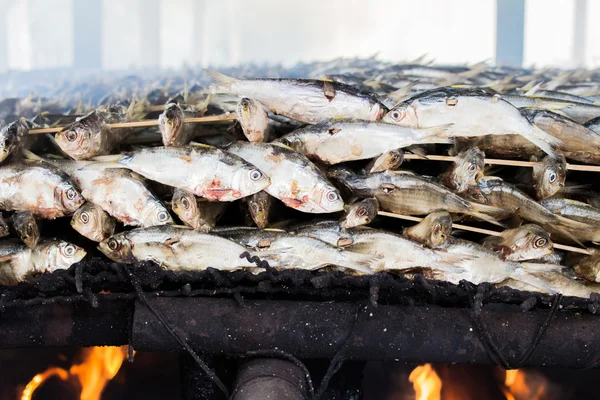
left=3, top=259, right=600, bottom=398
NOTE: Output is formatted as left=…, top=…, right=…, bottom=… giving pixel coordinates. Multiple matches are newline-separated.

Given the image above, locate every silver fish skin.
left=158, top=103, right=202, bottom=147
left=48, top=160, right=172, bottom=227
left=440, top=147, right=485, bottom=193
left=291, top=220, right=358, bottom=248
left=115, top=145, right=270, bottom=202
left=71, top=202, right=116, bottom=242
left=171, top=188, right=226, bottom=232
left=0, top=162, right=84, bottom=219
left=219, top=228, right=379, bottom=274
left=0, top=240, right=86, bottom=285
left=585, top=116, right=600, bottom=134
left=206, top=69, right=388, bottom=123
left=532, top=154, right=566, bottom=200
left=481, top=224, right=553, bottom=262
left=0, top=119, right=28, bottom=163
left=10, top=211, right=39, bottom=248
left=236, top=98, right=270, bottom=142
left=341, top=198, right=378, bottom=228
left=276, top=120, right=451, bottom=164
left=98, top=226, right=263, bottom=271
left=383, top=88, right=562, bottom=156
left=225, top=141, right=343, bottom=213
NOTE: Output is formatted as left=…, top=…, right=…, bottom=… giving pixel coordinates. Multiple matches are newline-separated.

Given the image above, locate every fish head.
left=232, top=166, right=271, bottom=200
left=274, top=135, right=303, bottom=153
left=501, top=224, right=553, bottom=261
left=451, top=147, right=485, bottom=192
left=140, top=201, right=173, bottom=227
left=573, top=252, right=600, bottom=282
left=55, top=116, right=103, bottom=160
left=0, top=121, right=25, bottom=163
left=37, top=241, right=87, bottom=273
left=426, top=211, right=453, bottom=247
left=0, top=215, right=8, bottom=237
left=382, top=103, right=418, bottom=126
left=532, top=154, right=566, bottom=200
left=172, top=189, right=200, bottom=227
left=158, top=103, right=184, bottom=146
left=341, top=198, right=378, bottom=228
left=71, top=202, right=113, bottom=242
left=15, top=215, right=39, bottom=248
left=247, top=191, right=271, bottom=229
left=236, top=98, right=266, bottom=142
left=310, top=182, right=345, bottom=213
left=55, top=182, right=85, bottom=213
left=98, top=234, right=135, bottom=263
left=371, top=102, right=389, bottom=121
left=369, top=150, right=404, bottom=173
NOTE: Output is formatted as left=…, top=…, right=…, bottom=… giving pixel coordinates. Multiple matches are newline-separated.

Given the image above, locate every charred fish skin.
left=236, top=98, right=270, bottom=142
left=207, top=69, right=388, bottom=124
left=382, top=87, right=562, bottom=157
left=71, top=202, right=116, bottom=242
left=440, top=147, right=485, bottom=193
left=117, top=145, right=270, bottom=202
left=226, top=141, right=343, bottom=213
left=0, top=162, right=84, bottom=219
left=276, top=120, right=451, bottom=165
left=10, top=211, right=39, bottom=248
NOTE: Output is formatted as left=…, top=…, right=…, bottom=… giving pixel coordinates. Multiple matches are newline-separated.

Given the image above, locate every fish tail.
left=204, top=69, right=237, bottom=91
left=524, top=125, right=564, bottom=157
left=385, top=81, right=418, bottom=104
left=509, top=267, right=558, bottom=294
left=467, top=203, right=509, bottom=226
left=543, top=219, right=588, bottom=248
left=414, top=123, right=455, bottom=143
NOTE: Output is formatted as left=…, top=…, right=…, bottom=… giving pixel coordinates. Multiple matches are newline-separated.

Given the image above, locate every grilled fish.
left=440, top=147, right=485, bottom=193
left=171, top=188, right=226, bottom=232
left=71, top=202, right=116, bottom=242
left=340, top=198, right=378, bottom=228
left=403, top=211, right=453, bottom=248
left=236, top=98, right=270, bottom=142
left=10, top=212, right=39, bottom=248
left=481, top=224, right=553, bottom=261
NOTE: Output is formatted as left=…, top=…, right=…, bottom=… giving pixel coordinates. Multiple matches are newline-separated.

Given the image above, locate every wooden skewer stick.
left=402, top=153, right=600, bottom=173
left=377, top=210, right=592, bottom=255
left=27, top=114, right=237, bottom=135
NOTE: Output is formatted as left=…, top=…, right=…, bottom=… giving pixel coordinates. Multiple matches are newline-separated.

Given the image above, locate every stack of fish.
left=3, top=57, right=600, bottom=299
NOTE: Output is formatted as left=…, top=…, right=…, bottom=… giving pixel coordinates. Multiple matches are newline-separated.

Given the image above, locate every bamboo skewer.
left=27, top=114, right=237, bottom=134
left=377, top=210, right=592, bottom=255
left=402, top=153, right=600, bottom=173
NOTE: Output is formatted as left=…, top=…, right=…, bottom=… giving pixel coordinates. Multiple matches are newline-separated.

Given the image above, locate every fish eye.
left=80, top=211, right=89, bottom=224
left=66, top=131, right=78, bottom=142
left=326, top=190, right=339, bottom=202
left=249, top=170, right=263, bottom=181
left=433, top=223, right=441, bottom=235
left=548, top=172, right=557, bottom=183
left=391, top=111, right=401, bottom=120
left=108, top=238, right=120, bottom=251
left=356, top=207, right=368, bottom=217
left=534, top=237, right=547, bottom=248
left=158, top=211, right=169, bottom=221
left=468, top=163, right=477, bottom=173
left=66, top=188, right=76, bottom=200
left=389, top=154, right=399, bottom=163
left=64, top=244, right=76, bottom=257
left=181, top=197, right=190, bottom=209
left=26, top=224, right=33, bottom=235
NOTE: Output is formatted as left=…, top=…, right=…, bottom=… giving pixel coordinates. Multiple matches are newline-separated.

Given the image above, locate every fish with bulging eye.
left=71, top=202, right=116, bottom=242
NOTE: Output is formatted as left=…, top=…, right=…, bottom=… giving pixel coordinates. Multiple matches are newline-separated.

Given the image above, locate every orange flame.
left=503, top=369, right=547, bottom=400
left=21, top=346, right=128, bottom=400
left=409, top=363, right=442, bottom=400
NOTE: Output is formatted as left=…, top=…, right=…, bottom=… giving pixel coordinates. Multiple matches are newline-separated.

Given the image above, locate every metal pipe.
left=495, top=0, right=525, bottom=67
left=231, top=358, right=308, bottom=400
left=133, top=297, right=600, bottom=368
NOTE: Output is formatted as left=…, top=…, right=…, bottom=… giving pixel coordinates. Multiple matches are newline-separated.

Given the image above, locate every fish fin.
left=385, top=81, right=418, bottom=104
left=414, top=123, right=455, bottom=141
left=458, top=61, right=488, bottom=79
left=204, top=69, right=237, bottom=90
left=465, top=210, right=507, bottom=227
left=0, top=254, right=15, bottom=263
left=523, top=81, right=544, bottom=97
left=508, top=268, right=557, bottom=294
left=339, top=250, right=381, bottom=274
left=90, top=154, right=123, bottom=163
left=545, top=219, right=588, bottom=248
left=520, top=262, right=564, bottom=273
left=526, top=125, right=564, bottom=157
left=21, top=149, right=43, bottom=161
left=405, top=145, right=429, bottom=158
left=559, top=184, right=590, bottom=194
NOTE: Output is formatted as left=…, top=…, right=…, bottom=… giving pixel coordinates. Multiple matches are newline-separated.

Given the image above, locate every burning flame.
left=409, top=363, right=442, bottom=400
left=21, top=346, right=127, bottom=400
left=503, top=369, right=547, bottom=400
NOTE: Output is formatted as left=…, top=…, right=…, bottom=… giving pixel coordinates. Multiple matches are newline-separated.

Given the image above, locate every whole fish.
left=464, top=176, right=590, bottom=240
left=532, top=154, right=566, bottom=200
left=206, top=69, right=388, bottom=123
left=340, top=198, right=378, bottom=228
left=382, top=88, right=561, bottom=156
left=98, top=225, right=265, bottom=271
left=0, top=162, right=84, bottom=218
left=276, top=120, right=451, bottom=164
left=0, top=240, right=86, bottom=285
left=0, top=119, right=28, bottom=163
left=236, top=98, right=270, bottom=142
left=71, top=202, right=116, bottom=242
left=108, top=145, right=270, bottom=202
left=403, top=211, right=453, bottom=248
left=10, top=212, right=39, bottom=248
left=55, top=101, right=146, bottom=160
left=225, top=141, right=343, bottom=213
left=440, top=147, right=485, bottom=193
left=219, top=228, right=378, bottom=274
left=522, top=108, right=600, bottom=164
left=481, top=224, right=553, bottom=261
left=171, top=188, right=226, bottom=232
left=158, top=102, right=203, bottom=146
left=241, top=191, right=272, bottom=229
left=331, top=169, right=503, bottom=223
left=363, top=149, right=404, bottom=173
left=496, top=268, right=597, bottom=298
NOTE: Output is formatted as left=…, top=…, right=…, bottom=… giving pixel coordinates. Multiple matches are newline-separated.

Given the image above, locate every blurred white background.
left=0, top=0, right=595, bottom=72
